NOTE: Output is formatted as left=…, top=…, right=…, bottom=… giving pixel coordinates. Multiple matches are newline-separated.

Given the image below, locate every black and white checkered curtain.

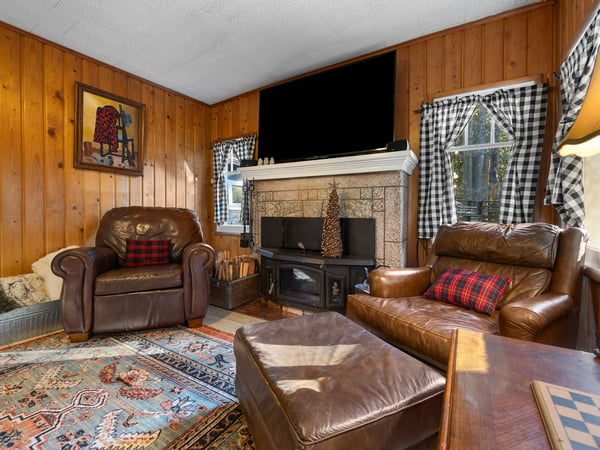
left=418, top=85, right=548, bottom=239
left=212, top=134, right=256, bottom=225
left=418, top=97, right=478, bottom=238
left=482, top=84, right=548, bottom=223
left=546, top=9, right=600, bottom=227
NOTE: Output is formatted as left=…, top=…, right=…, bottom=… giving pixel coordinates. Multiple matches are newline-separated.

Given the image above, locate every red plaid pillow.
left=123, top=239, right=171, bottom=267
left=423, top=268, right=512, bottom=314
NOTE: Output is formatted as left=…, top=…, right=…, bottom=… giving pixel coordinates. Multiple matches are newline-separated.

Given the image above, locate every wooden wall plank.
left=408, top=41, right=427, bottom=265
left=43, top=45, right=66, bottom=253
left=482, top=19, right=505, bottom=83
left=443, top=31, right=463, bottom=91
left=504, top=13, right=529, bottom=79
left=426, top=37, right=444, bottom=99
left=408, top=42, right=427, bottom=151
left=21, top=37, right=46, bottom=265
left=183, top=99, right=196, bottom=210
left=141, top=83, right=155, bottom=207
left=62, top=53, right=84, bottom=246
left=527, top=7, right=554, bottom=77
left=463, top=26, right=483, bottom=87
left=153, top=90, right=166, bottom=207
left=196, top=105, right=210, bottom=225
left=0, top=28, right=23, bottom=275
left=395, top=47, right=410, bottom=140
left=164, top=92, right=177, bottom=206
left=175, top=96, right=186, bottom=207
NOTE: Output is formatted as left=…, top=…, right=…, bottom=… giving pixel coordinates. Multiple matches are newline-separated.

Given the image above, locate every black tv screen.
left=258, top=51, right=396, bottom=163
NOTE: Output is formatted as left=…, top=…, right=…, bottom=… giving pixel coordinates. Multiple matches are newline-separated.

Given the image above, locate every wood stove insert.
left=257, top=217, right=376, bottom=312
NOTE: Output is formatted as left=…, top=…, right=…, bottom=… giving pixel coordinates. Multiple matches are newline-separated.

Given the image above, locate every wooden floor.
left=232, top=297, right=298, bottom=321
left=203, top=297, right=297, bottom=334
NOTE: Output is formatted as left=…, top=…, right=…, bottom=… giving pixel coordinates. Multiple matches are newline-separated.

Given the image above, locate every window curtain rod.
left=413, top=76, right=544, bottom=113
left=210, top=132, right=257, bottom=149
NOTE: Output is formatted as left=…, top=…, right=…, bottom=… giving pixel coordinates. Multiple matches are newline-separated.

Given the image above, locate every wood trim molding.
left=238, top=150, right=418, bottom=181
left=430, top=74, right=546, bottom=103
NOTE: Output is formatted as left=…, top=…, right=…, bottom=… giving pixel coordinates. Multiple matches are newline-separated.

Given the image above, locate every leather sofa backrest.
left=95, top=206, right=204, bottom=264
left=433, top=222, right=559, bottom=269
left=429, top=222, right=585, bottom=309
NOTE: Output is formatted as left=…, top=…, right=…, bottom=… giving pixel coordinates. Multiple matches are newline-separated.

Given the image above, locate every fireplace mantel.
left=239, top=150, right=418, bottom=181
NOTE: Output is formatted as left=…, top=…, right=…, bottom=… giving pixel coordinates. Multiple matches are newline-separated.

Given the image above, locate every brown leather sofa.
left=347, top=222, right=588, bottom=370
left=52, top=206, right=215, bottom=342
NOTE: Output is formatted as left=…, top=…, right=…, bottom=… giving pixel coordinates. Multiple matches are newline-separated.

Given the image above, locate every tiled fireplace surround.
left=240, top=151, right=418, bottom=268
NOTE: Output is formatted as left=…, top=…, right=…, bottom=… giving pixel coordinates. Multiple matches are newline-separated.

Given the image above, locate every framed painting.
left=74, top=82, right=145, bottom=176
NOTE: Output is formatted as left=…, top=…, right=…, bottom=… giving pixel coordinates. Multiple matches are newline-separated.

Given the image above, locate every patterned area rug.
left=0, top=326, right=255, bottom=449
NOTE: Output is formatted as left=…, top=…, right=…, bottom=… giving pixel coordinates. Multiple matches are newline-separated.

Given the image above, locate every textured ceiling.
left=0, top=0, right=541, bottom=104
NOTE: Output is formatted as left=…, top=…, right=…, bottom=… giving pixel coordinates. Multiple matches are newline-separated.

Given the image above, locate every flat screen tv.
left=258, top=51, right=396, bottom=163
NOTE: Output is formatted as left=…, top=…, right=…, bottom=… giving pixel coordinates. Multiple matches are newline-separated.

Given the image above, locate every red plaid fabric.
left=423, top=268, right=512, bottom=314
left=123, top=239, right=171, bottom=267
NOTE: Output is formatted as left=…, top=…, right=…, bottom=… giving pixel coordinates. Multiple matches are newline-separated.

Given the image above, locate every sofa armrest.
left=368, top=267, right=432, bottom=298
left=498, top=293, right=575, bottom=341
left=51, top=246, right=118, bottom=338
left=183, top=242, right=215, bottom=273
left=182, top=242, right=216, bottom=321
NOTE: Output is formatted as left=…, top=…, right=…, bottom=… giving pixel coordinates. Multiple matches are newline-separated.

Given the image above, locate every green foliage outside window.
left=450, top=105, right=513, bottom=222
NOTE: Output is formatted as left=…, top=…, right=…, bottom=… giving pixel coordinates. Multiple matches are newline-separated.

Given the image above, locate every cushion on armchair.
left=122, top=239, right=171, bottom=267
left=423, top=268, right=512, bottom=314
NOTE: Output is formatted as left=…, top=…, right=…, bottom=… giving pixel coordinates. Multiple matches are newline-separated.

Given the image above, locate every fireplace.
left=257, top=217, right=375, bottom=312
left=239, top=150, right=419, bottom=268
left=239, top=150, right=419, bottom=311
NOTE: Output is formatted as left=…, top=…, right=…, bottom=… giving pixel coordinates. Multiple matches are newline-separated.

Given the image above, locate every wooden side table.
left=439, top=328, right=600, bottom=449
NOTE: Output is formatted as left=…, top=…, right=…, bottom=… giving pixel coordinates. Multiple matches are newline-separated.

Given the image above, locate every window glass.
left=468, top=106, right=491, bottom=144
left=584, top=156, right=600, bottom=248
left=449, top=104, right=514, bottom=223
left=217, top=152, right=244, bottom=233
left=225, top=172, right=243, bottom=226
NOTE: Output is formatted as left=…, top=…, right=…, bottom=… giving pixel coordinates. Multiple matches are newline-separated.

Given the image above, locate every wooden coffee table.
left=439, top=328, right=600, bottom=449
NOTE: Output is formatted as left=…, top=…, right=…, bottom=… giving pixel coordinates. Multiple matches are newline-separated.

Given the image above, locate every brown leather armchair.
left=347, top=222, right=588, bottom=370
left=52, top=206, right=215, bottom=342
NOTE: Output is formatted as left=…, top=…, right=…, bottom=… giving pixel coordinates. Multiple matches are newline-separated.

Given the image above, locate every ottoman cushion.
left=234, top=312, right=445, bottom=449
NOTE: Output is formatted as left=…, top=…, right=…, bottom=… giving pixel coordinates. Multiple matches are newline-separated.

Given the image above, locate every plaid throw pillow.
left=123, top=239, right=171, bottom=267
left=423, top=268, right=512, bottom=314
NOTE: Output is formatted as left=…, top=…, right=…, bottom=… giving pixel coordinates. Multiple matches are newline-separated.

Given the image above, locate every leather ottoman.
left=234, top=312, right=445, bottom=450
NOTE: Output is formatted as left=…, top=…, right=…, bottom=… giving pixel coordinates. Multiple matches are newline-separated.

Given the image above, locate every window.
left=584, top=157, right=600, bottom=249
left=449, top=104, right=513, bottom=223
left=217, top=152, right=244, bottom=234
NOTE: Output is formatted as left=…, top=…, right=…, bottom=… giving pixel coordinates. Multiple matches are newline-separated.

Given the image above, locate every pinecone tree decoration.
left=321, top=181, right=343, bottom=258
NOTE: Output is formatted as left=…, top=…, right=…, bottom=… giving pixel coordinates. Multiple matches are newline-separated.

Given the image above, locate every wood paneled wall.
left=205, top=92, right=259, bottom=258
left=1, top=0, right=593, bottom=276
left=0, top=24, right=211, bottom=276
left=558, top=0, right=599, bottom=60
left=208, top=1, right=559, bottom=266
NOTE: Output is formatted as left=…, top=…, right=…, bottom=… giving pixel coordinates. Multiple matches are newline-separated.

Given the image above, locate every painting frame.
left=74, top=82, right=145, bottom=176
